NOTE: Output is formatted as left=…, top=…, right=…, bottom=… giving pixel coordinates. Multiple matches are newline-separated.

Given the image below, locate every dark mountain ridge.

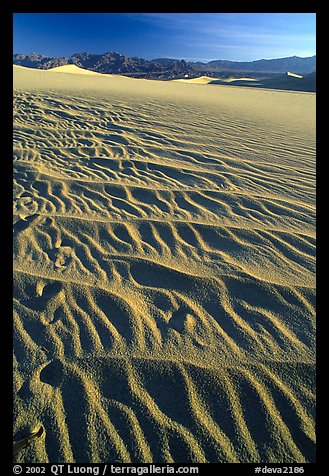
left=207, top=55, right=316, bottom=74
left=13, top=52, right=316, bottom=77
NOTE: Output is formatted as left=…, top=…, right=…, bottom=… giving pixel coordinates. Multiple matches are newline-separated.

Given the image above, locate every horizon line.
left=13, top=50, right=316, bottom=64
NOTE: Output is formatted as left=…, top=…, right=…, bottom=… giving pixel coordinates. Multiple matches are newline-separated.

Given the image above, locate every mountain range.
left=13, top=52, right=316, bottom=78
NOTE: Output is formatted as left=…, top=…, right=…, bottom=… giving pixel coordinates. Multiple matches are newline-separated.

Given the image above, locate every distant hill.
left=13, top=52, right=316, bottom=77
left=207, top=55, right=316, bottom=75
left=13, top=52, right=192, bottom=77
left=13, top=53, right=68, bottom=69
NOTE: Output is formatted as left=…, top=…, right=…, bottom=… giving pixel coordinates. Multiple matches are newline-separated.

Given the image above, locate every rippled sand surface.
left=13, top=65, right=316, bottom=463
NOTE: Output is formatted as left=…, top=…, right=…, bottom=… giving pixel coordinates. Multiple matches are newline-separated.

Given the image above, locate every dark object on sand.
left=13, top=426, right=44, bottom=455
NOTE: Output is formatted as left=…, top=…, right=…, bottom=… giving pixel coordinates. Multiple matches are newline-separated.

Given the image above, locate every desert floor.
left=13, top=65, right=316, bottom=463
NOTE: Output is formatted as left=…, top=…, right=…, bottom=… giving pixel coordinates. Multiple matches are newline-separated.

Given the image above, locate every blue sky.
left=13, top=13, right=316, bottom=62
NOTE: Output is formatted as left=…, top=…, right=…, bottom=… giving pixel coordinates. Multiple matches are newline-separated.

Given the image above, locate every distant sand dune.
left=209, top=71, right=315, bottom=92
left=173, top=75, right=218, bottom=84
left=174, top=75, right=258, bottom=84
left=13, top=65, right=315, bottom=463
left=287, top=72, right=303, bottom=78
left=47, top=65, right=104, bottom=75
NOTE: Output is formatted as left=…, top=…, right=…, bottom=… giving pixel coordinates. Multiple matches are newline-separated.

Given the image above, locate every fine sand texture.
left=13, top=65, right=316, bottom=463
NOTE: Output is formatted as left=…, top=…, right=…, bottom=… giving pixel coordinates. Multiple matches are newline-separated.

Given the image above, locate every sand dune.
left=13, top=65, right=315, bottom=463
left=173, top=75, right=218, bottom=84
left=287, top=72, right=303, bottom=78
left=47, top=65, right=104, bottom=75
left=175, top=76, right=258, bottom=85
left=209, top=72, right=315, bottom=92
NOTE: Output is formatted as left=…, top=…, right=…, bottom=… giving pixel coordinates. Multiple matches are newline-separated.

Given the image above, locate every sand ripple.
left=13, top=69, right=315, bottom=463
